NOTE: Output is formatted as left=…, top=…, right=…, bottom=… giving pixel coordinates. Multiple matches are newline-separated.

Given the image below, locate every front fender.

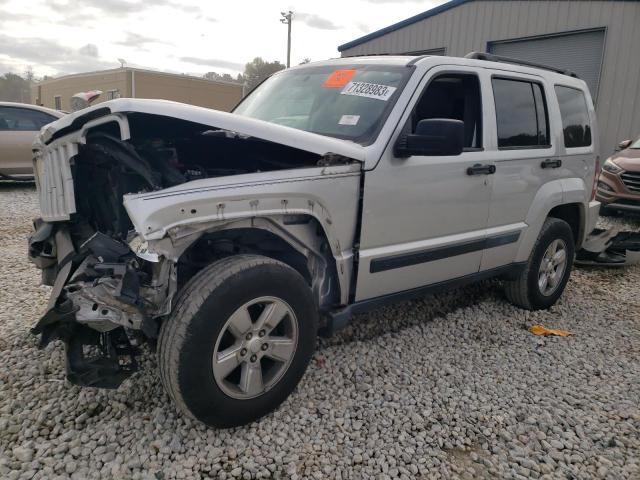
left=124, top=166, right=360, bottom=256
left=124, top=166, right=361, bottom=305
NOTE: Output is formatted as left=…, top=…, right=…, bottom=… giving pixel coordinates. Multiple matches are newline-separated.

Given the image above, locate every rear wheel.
left=504, top=218, right=575, bottom=310
left=158, top=255, right=317, bottom=427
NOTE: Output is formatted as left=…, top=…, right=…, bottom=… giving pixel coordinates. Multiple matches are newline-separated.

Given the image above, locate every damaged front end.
left=29, top=226, right=175, bottom=388
left=575, top=228, right=640, bottom=267
left=28, top=99, right=362, bottom=389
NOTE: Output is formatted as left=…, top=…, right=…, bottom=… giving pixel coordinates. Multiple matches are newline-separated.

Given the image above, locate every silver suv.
left=29, top=53, right=600, bottom=427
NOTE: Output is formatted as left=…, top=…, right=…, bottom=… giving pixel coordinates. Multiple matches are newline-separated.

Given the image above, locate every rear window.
left=555, top=86, right=592, bottom=148
left=492, top=78, right=549, bottom=149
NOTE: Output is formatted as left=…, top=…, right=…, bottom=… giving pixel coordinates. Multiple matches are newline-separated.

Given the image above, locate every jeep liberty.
left=28, top=53, right=601, bottom=427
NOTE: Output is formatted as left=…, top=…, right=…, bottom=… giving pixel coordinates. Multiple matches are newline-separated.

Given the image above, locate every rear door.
left=480, top=72, right=560, bottom=271
left=0, top=107, right=58, bottom=175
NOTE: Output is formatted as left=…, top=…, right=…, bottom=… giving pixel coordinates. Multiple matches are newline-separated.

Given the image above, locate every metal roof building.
left=338, top=0, right=640, bottom=156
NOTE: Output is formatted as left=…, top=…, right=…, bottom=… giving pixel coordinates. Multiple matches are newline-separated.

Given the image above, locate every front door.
left=355, top=66, right=495, bottom=301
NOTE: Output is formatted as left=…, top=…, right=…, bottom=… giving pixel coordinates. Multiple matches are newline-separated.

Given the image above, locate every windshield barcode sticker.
left=339, top=114, right=360, bottom=125
left=340, top=81, right=397, bottom=101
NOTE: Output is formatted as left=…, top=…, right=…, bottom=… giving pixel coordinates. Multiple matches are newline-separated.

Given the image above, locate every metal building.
left=338, top=0, right=640, bottom=156
left=32, top=67, right=244, bottom=113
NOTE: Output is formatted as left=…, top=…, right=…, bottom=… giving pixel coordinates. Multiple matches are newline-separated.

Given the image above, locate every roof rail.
left=464, top=51, right=578, bottom=78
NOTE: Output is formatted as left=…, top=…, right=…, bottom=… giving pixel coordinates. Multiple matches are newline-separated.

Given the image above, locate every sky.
left=0, top=0, right=446, bottom=79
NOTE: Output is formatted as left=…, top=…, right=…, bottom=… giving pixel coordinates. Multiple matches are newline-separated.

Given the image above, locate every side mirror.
left=617, top=139, right=632, bottom=151
left=394, top=119, right=465, bottom=157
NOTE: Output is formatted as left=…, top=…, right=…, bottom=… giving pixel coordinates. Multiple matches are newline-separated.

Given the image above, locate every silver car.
left=28, top=53, right=600, bottom=427
left=0, top=102, right=64, bottom=179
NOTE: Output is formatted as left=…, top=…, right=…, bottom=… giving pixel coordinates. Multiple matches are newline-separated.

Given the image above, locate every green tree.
left=242, top=57, right=285, bottom=91
left=0, top=73, right=32, bottom=103
left=204, top=72, right=240, bottom=83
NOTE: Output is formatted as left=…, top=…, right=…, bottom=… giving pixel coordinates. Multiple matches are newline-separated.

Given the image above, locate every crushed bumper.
left=28, top=220, right=173, bottom=388
left=31, top=302, right=138, bottom=389
left=576, top=228, right=640, bottom=267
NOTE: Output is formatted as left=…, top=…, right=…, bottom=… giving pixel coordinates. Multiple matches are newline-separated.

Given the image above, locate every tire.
left=504, top=218, right=575, bottom=310
left=158, top=254, right=318, bottom=428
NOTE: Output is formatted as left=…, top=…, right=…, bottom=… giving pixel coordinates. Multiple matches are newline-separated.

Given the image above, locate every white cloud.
left=0, top=0, right=446, bottom=78
left=294, top=12, right=341, bottom=30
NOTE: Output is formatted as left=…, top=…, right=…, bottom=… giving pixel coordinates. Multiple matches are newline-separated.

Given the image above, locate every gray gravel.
left=1, top=182, right=639, bottom=480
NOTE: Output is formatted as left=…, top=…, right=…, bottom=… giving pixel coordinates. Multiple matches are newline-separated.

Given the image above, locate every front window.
left=630, top=137, right=640, bottom=149
left=234, top=64, right=413, bottom=145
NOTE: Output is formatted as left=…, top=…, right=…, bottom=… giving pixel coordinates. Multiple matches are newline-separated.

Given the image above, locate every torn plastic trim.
left=34, top=113, right=132, bottom=222
left=30, top=228, right=173, bottom=340
left=575, top=228, right=640, bottom=267
left=31, top=297, right=140, bottom=389
left=142, top=215, right=351, bottom=308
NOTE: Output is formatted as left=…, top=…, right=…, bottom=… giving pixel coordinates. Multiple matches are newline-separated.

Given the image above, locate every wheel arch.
left=170, top=215, right=347, bottom=312
left=547, top=202, right=585, bottom=248
left=514, top=179, right=587, bottom=262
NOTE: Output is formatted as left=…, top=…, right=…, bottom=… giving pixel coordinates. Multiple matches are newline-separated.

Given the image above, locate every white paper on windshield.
left=339, top=114, right=360, bottom=125
left=340, top=81, right=397, bottom=101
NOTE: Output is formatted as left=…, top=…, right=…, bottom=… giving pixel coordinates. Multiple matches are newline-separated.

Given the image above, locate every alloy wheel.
left=212, top=296, right=298, bottom=399
left=537, top=239, right=568, bottom=296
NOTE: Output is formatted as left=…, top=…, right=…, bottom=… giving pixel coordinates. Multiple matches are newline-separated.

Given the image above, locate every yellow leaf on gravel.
left=530, top=324, right=572, bottom=337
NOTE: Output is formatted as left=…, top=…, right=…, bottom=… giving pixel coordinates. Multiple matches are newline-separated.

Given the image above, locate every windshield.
left=631, top=138, right=640, bottom=149
left=233, top=64, right=412, bottom=145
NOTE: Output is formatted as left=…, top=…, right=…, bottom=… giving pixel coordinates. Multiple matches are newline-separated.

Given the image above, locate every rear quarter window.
left=554, top=86, right=592, bottom=148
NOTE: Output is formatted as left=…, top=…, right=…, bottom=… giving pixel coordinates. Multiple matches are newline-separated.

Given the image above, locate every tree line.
left=0, top=57, right=311, bottom=103
left=0, top=71, right=34, bottom=103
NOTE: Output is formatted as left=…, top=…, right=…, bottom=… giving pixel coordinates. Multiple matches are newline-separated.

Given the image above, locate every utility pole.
left=280, top=11, right=293, bottom=68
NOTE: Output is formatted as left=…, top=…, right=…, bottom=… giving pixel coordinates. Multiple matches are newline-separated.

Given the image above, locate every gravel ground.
left=1, top=182, right=639, bottom=480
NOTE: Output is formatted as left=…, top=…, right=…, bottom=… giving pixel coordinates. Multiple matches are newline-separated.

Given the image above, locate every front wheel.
left=158, top=255, right=318, bottom=428
left=504, top=218, right=575, bottom=310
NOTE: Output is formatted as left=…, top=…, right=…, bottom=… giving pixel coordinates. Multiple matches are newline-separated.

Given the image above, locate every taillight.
left=590, top=155, right=600, bottom=200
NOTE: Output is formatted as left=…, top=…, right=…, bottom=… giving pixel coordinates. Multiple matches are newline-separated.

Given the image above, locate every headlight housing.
left=602, top=158, right=623, bottom=174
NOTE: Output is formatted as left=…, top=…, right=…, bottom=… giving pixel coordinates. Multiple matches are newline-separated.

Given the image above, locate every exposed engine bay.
left=74, top=113, right=326, bottom=239
left=29, top=110, right=357, bottom=388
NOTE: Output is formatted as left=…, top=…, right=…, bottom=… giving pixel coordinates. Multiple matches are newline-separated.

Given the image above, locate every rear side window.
left=492, top=78, right=549, bottom=149
left=555, top=86, right=592, bottom=148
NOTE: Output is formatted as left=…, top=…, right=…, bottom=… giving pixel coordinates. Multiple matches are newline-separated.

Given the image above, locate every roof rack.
left=464, top=52, right=578, bottom=78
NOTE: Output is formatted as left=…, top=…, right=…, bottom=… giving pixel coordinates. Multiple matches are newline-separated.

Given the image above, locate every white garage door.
left=489, top=29, right=605, bottom=101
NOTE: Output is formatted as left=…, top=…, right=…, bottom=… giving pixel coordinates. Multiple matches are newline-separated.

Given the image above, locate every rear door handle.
left=541, top=158, right=562, bottom=169
left=467, top=163, right=496, bottom=175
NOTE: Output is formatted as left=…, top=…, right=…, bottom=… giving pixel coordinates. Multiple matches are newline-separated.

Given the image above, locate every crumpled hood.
left=38, top=98, right=366, bottom=162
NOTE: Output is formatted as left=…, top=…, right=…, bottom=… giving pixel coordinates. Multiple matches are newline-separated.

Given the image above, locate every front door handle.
left=541, top=158, right=562, bottom=169
left=467, top=163, right=496, bottom=175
